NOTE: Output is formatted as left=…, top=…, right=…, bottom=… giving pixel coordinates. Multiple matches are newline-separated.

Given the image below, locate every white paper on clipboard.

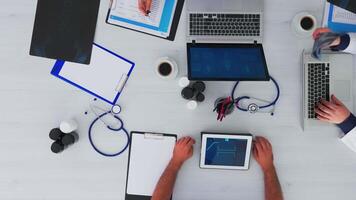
left=106, top=0, right=179, bottom=39
left=52, top=44, right=135, bottom=105
left=127, top=133, right=176, bottom=196
left=111, top=0, right=165, bottom=27
left=323, top=2, right=356, bottom=26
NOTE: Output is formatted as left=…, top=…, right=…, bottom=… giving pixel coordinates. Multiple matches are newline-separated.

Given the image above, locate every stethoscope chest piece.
left=111, top=105, right=122, bottom=115
left=231, top=76, right=280, bottom=116
left=247, top=103, right=259, bottom=114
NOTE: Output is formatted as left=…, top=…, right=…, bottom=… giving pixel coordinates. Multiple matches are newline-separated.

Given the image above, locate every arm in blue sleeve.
left=331, top=34, right=350, bottom=51
left=337, top=113, right=356, bottom=134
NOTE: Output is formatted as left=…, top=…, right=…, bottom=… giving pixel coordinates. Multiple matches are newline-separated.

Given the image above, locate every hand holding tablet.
left=151, top=135, right=283, bottom=200
left=253, top=137, right=275, bottom=173
left=200, top=133, right=277, bottom=172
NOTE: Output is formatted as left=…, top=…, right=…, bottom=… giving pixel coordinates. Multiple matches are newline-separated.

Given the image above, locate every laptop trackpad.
left=223, top=0, right=242, bottom=8
left=333, top=80, right=351, bottom=101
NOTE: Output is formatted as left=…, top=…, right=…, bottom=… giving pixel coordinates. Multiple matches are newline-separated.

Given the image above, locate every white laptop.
left=186, top=0, right=268, bottom=81
left=302, top=51, right=354, bottom=129
left=186, top=0, right=264, bottom=43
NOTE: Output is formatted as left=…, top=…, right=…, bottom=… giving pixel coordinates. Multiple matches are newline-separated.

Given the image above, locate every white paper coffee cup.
left=291, top=12, right=317, bottom=38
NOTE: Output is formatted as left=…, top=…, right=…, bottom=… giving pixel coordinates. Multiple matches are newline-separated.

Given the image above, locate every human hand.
left=315, top=95, right=350, bottom=124
left=253, top=136, right=275, bottom=173
left=171, top=136, right=195, bottom=166
left=313, top=27, right=341, bottom=47
left=138, top=0, right=152, bottom=16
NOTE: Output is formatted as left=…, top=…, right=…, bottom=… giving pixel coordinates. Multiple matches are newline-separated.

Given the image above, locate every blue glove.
left=312, top=32, right=342, bottom=59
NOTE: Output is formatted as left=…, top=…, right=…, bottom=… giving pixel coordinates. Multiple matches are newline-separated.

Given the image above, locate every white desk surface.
left=1, top=0, right=356, bottom=199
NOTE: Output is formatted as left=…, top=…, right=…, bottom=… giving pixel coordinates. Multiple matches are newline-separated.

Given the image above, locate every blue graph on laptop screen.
left=205, top=138, right=247, bottom=166
left=188, top=46, right=268, bottom=80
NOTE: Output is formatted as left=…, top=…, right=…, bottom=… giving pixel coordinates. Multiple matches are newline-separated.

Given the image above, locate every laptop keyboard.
left=189, top=13, right=261, bottom=36
left=307, top=63, right=330, bottom=119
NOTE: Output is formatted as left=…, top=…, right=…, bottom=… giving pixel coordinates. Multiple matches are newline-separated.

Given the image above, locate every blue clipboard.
left=328, top=4, right=356, bottom=32
left=106, top=0, right=185, bottom=41
left=51, top=43, right=135, bottom=105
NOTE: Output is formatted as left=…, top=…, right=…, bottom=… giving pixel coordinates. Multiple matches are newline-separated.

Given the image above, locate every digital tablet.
left=200, top=132, right=253, bottom=170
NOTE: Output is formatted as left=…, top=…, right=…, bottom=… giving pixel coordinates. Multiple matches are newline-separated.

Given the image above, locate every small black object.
left=181, top=87, right=195, bottom=100
left=61, top=134, right=75, bottom=145
left=196, top=92, right=205, bottom=102
left=49, top=128, right=65, bottom=141
left=192, top=81, right=206, bottom=92
left=61, top=132, right=79, bottom=145
left=51, top=141, right=65, bottom=154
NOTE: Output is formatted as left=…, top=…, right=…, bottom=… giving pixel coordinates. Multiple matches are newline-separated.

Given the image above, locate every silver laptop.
left=187, top=0, right=264, bottom=43
left=302, top=51, right=354, bottom=129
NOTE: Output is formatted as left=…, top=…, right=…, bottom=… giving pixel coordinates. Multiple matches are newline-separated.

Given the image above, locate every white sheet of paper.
left=127, top=133, right=176, bottom=196
left=332, top=5, right=356, bottom=24
left=111, top=0, right=165, bottom=27
left=58, top=45, right=133, bottom=102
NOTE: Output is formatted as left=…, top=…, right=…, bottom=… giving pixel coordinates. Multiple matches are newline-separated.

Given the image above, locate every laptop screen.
left=187, top=43, right=270, bottom=81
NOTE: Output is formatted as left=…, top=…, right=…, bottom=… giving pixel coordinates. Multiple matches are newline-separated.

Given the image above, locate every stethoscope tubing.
left=231, top=76, right=280, bottom=112
left=88, top=111, right=130, bottom=157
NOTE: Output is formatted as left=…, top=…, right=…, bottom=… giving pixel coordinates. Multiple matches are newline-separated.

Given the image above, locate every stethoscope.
left=231, top=76, right=280, bottom=115
left=87, top=102, right=130, bottom=157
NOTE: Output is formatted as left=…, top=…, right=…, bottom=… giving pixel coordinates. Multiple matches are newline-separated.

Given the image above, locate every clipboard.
left=106, top=0, right=185, bottom=41
left=327, top=0, right=356, bottom=14
left=51, top=43, right=135, bottom=105
left=125, top=131, right=177, bottom=200
left=323, top=2, right=356, bottom=32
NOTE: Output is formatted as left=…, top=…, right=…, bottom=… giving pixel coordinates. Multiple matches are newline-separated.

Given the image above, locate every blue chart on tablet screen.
left=205, top=138, right=248, bottom=166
